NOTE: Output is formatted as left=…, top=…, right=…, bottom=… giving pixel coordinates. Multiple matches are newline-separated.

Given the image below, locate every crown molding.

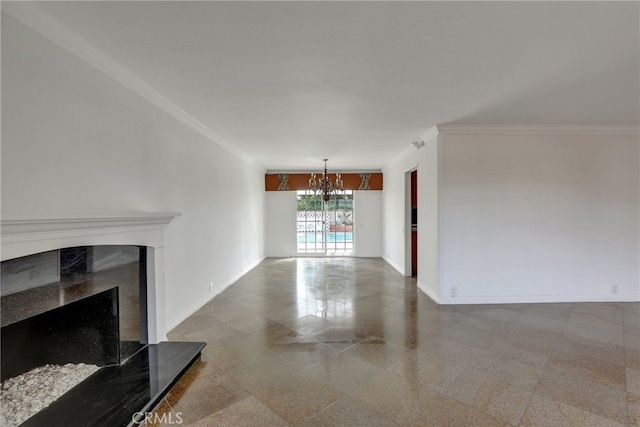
left=2, top=2, right=264, bottom=172
left=383, top=144, right=417, bottom=171
left=436, top=124, right=640, bottom=135
left=421, top=125, right=441, bottom=142
left=265, top=169, right=382, bottom=174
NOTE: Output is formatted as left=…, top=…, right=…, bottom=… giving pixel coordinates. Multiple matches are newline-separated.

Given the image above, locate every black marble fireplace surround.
left=1, top=246, right=205, bottom=427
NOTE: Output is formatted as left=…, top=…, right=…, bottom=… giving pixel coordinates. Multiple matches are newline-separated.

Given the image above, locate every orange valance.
left=265, top=173, right=382, bottom=191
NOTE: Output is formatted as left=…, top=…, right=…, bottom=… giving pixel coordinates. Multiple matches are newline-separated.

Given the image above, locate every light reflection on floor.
left=159, top=258, right=640, bottom=426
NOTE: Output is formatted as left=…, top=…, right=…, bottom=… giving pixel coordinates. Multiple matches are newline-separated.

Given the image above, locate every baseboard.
left=438, top=293, right=640, bottom=305
left=165, top=256, right=265, bottom=332
left=383, top=256, right=405, bottom=276
left=417, top=280, right=439, bottom=303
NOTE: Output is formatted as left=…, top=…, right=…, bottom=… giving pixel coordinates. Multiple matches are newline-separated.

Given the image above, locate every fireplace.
left=1, top=245, right=147, bottom=370
left=0, top=214, right=205, bottom=426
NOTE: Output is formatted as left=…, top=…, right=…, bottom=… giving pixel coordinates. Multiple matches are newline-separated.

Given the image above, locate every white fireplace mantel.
left=1, top=213, right=180, bottom=259
left=1, top=212, right=181, bottom=343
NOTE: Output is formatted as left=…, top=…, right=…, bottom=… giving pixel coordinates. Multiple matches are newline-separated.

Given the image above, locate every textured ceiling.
left=6, top=1, right=640, bottom=170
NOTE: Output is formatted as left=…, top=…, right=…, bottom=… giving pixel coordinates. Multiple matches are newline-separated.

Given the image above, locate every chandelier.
left=309, top=159, right=344, bottom=202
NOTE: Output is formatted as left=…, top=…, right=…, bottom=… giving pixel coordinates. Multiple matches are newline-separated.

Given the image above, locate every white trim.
left=383, top=255, right=404, bottom=276
left=436, top=124, right=640, bottom=136
left=2, top=2, right=264, bottom=173
left=417, top=279, right=439, bottom=303
left=266, top=169, right=382, bottom=174
left=1, top=213, right=180, bottom=236
left=436, top=133, right=444, bottom=305
left=421, top=125, right=440, bottom=142
left=1, top=213, right=181, bottom=261
left=438, top=293, right=640, bottom=305
left=383, top=144, right=416, bottom=172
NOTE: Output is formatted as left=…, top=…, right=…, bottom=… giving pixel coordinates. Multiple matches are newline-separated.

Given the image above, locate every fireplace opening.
left=1, top=245, right=147, bottom=362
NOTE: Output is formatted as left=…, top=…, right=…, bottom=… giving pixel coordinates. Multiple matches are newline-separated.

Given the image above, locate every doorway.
left=410, top=170, right=417, bottom=277
left=296, top=190, right=354, bottom=255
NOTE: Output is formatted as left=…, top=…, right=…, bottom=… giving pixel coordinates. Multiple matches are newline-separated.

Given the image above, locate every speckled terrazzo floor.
left=154, top=257, right=639, bottom=426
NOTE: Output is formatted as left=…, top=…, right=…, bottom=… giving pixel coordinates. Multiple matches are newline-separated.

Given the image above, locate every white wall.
left=1, top=13, right=266, bottom=332
left=439, top=131, right=639, bottom=303
left=381, top=133, right=440, bottom=300
left=382, top=146, right=416, bottom=274
left=353, top=190, right=382, bottom=257
left=382, top=128, right=639, bottom=304
left=265, top=192, right=297, bottom=257
left=417, top=137, right=441, bottom=300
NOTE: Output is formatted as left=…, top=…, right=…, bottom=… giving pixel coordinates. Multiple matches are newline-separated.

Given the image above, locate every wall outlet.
left=209, top=282, right=214, bottom=293
left=450, top=286, right=458, bottom=297
left=611, top=284, right=618, bottom=295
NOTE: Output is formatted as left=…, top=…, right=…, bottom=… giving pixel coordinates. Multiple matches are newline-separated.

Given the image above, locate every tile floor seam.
left=298, top=399, right=340, bottom=426
left=531, top=302, right=630, bottom=426
left=539, top=301, right=576, bottom=378
left=440, top=359, right=536, bottom=425
left=624, top=329, right=632, bottom=426
left=537, top=366, right=630, bottom=425
left=568, top=303, right=631, bottom=424
left=515, top=388, right=538, bottom=426
left=162, top=258, right=639, bottom=427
